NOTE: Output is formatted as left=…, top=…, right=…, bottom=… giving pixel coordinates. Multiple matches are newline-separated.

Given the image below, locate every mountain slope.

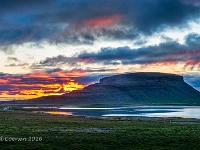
left=18, top=72, right=200, bottom=106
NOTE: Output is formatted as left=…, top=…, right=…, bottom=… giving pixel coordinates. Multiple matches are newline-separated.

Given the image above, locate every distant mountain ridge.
left=14, top=72, right=200, bottom=106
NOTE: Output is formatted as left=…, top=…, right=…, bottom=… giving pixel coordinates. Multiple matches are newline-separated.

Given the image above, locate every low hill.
left=15, top=72, right=200, bottom=106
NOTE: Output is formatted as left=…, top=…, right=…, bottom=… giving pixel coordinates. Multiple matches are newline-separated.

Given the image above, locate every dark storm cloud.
left=185, top=33, right=200, bottom=46
left=39, top=55, right=78, bottom=66
left=77, top=33, right=200, bottom=67
left=34, top=33, right=200, bottom=70
left=0, top=0, right=200, bottom=50
left=45, top=68, right=63, bottom=74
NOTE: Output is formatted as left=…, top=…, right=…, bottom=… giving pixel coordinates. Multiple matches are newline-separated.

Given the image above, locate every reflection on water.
left=102, top=107, right=200, bottom=119
left=143, top=108, right=200, bottom=119
left=134, top=109, right=182, bottom=112
left=13, top=106, right=200, bottom=119
left=45, top=111, right=73, bottom=115
left=59, top=107, right=115, bottom=110
left=23, top=107, right=57, bottom=109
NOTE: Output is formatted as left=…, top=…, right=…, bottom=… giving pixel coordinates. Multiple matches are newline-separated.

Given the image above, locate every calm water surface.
left=23, top=106, right=200, bottom=119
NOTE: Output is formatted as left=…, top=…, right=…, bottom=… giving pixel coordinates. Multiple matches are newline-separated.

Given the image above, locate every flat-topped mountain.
left=100, top=72, right=183, bottom=85
left=16, top=72, right=200, bottom=106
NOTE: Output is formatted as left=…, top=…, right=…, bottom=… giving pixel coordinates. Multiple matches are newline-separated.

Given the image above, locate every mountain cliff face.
left=19, top=72, right=200, bottom=106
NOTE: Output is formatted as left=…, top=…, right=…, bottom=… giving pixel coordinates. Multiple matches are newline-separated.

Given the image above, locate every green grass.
left=0, top=111, right=200, bottom=150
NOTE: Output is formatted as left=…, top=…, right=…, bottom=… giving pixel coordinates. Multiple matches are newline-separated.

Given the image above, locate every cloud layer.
left=36, top=33, right=200, bottom=71
left=0, top=70, right=87, bottom=99
left=1, top=0, right=200, bottom=49
left=1, top=0, right=200, bottom=99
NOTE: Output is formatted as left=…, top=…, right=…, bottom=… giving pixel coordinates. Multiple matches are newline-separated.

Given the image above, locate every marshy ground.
left=0, top=110, right=200, bottom=150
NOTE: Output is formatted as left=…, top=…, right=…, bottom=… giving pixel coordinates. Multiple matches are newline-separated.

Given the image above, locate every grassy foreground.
left=0, top=111, right=200, bottom=150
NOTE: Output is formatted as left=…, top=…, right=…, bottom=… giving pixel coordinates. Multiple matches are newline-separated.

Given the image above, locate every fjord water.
left=37, top=106, right=200, bottom=119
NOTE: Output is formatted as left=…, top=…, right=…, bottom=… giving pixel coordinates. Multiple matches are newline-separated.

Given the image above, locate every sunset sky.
left=0, top=0, right=200, bottom=100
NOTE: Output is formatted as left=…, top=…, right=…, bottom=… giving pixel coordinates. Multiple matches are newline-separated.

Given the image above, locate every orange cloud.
left=53, top=70, right=87, bottom=77
left=0, top=91, right=9, bottom=96
left=0, top=79, right=9, bottom=84
left=0, top=70, right=87, bottom=100
left=63, top=82, right=84, bottom=92
left=184, top=60, right=200, bottom=70
left=84, top=14, right=121, bottom=27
